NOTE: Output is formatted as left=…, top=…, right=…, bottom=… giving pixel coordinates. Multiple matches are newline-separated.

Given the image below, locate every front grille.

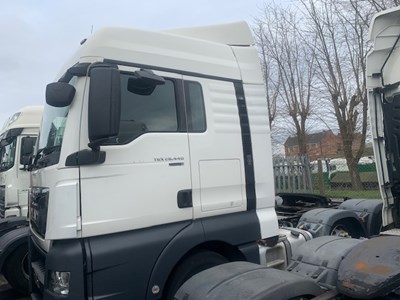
left=29, top=187, right=49, bottom=237
left=0, top=185, right=5, bottom=218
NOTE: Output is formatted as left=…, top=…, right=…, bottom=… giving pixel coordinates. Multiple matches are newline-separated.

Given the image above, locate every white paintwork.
left=32, top=22, right=278, bottom=245
left=4, top=207, right=20, bottom=218
left=164, top=21, right=254, bottom=46
left=185, top=76, right=247, bottom=219
left=367, top=7, right=400, bottom=226
left=0, top=106, right=43, bottom=217
left=46, top=180, right=80, bottom=239
left=199, top=159, right=244, bottom=212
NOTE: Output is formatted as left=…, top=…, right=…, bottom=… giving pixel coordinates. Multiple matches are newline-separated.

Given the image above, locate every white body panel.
left=244, top=83, right=279, bottom=237
left=30, top=166, right=80, bottom=242
left=185, top=77, right=246, bottom=219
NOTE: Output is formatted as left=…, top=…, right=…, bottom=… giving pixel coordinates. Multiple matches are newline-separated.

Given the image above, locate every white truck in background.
left=0, top=106, right=43, bottom=218
left=0, top=106, right=42, bottom=295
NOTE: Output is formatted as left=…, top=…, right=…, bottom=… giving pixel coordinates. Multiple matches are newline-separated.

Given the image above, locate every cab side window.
left=184, top=81, right=206, bottom=132
left=117, top=74, right=178, bottom=143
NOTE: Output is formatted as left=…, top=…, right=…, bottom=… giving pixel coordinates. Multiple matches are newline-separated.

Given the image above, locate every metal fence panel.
left=273, top=156, right=380, bottom=199
left=273, top=155, right=312, bottom=193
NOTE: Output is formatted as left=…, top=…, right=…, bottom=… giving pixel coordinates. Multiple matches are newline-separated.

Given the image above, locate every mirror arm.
left=87, top=137, right=115, bottom=151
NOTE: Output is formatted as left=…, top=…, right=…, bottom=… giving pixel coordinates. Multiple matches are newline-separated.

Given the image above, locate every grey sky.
left=0, top=0, right=267, bottom=126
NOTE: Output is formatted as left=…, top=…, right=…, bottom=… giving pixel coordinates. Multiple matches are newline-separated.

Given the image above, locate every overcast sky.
left=0, top=0, right=272, bottom=126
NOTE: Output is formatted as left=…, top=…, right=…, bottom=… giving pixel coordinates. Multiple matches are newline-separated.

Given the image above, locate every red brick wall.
left=285, top=131, right=341, bottom=160
left=284, top=131, right=364, bottom=160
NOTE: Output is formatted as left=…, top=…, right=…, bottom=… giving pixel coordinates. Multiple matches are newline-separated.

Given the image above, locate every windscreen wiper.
left=43, top=145, right=61, bottom=155
left=31, top=145, right=61, bottom=169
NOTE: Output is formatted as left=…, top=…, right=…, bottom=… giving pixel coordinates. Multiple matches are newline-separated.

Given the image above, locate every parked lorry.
left=28, top=21, right=283, bottom=300
left=0, top=106, right=42, bottom=295
left=0, top=106, right=42, bottom=218
left=14, top=7, right=396, bottom=300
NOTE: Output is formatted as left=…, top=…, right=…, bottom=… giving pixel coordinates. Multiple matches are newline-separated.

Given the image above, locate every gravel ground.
left=0, top=275, right=29, bottom=300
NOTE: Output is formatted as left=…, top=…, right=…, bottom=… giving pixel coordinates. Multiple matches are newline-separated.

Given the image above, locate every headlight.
left=49, top=271, right=70, bottom=295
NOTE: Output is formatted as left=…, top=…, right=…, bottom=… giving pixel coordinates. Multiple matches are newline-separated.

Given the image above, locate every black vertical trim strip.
left=234, top=82, right=256, bottom=210
left=174, top=78, right=187, bottom=132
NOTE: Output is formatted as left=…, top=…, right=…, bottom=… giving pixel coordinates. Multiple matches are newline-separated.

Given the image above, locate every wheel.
left=163, top=250, right=228, bottom=300
left=330, top=220, right=361, bottom=238
left=2, top=244, right=29, bottom=295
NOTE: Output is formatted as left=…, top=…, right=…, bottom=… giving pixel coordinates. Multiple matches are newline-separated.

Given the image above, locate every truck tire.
left=2, top=244, right=29, bottom=295
left=330, top=220, right=361, bottom=238
left=164, top=250, right=228, bottom=300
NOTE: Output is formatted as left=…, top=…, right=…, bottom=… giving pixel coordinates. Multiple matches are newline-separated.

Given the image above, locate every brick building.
left=284, top=130, right=341, bottom=161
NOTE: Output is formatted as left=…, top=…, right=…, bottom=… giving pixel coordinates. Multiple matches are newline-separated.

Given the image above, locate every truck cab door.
left=79, top=69, right=193, bottom=237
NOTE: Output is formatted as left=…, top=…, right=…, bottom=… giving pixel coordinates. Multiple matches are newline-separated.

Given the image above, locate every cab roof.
left=1, top=106, right=43, bottom=133
left=68, top=22, right=256, bottom=82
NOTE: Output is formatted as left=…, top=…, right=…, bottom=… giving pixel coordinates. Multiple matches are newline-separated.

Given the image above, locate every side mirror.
left=46, top=82, right=76, bottom=107
left=127, top=69, right=165, bottom=96
left=88, top=67, right=121, bottom=146
left=20, top=137, right=36, bottom=166
left=0, top=139, right=9, bottom=147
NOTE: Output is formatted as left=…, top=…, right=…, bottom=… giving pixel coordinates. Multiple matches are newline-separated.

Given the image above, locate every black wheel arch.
left=330, top=217, right=365, bottom=238
left=145, top=211, right=261, bottom=300
left=298, top=208, right=367, bottom=238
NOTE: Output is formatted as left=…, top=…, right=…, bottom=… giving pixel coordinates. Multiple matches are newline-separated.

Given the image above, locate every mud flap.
left=287, top=236, right=363, bottom=287
left=338, top=199, right=382, bottom=237
left=337, top=235, right=400, bottom=299
left=174, top=261, right=324, bottom=300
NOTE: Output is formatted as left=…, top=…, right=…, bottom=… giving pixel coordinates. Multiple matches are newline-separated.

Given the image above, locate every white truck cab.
left=367, top=6, right=400, bottom=232
left=29, top=22, right=279, bottom=299
left=0, top=106, right=42, bottom=218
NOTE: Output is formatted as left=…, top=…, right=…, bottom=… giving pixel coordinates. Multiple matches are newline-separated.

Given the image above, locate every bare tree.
left=255, top=4, right=316, bottom=156
left=299, top=0, right=372, bottom=189
left=254, top=23, right=280, bottom=127
left=366, top=0, right=400, bottom=11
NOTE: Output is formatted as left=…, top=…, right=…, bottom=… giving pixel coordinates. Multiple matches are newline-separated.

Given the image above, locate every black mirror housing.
left=127, top=69, right=165, bottom=96
left=0, top=139, right=9, bottom=147
left=46, top=82, right=76, bottom=107
left=21, top=136, right=36, bottom=156
left=20, top=136, right=36, bottom=166
left=88, top=67, right=121, bottom=144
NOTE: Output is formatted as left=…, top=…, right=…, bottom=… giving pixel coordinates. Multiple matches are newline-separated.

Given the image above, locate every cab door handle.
left=177, top=189, right=192, bottom=208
